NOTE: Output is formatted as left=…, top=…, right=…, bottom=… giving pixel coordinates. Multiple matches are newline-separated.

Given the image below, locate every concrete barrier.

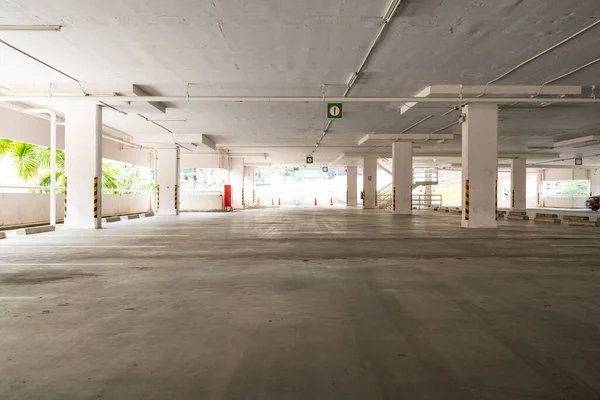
left=563, top=215, right=590, bottom=222
left=568, top=220, right=600, bottom=227
left=0, top=232, right=5, bottom=240
left=497, top=211, right=507, bottom=219
left=104, top=216, right=122, bottom=223
left=16, top=225, right=56, bottom=235
left=448, top=209, right=462, bottom=215
left=141, top=211, right=155, bottom=218
left=121, top=214, right=140, bottom=221
left=507, top=211, right=530, bottom=221
left=533, top=213, right=561, bottom=224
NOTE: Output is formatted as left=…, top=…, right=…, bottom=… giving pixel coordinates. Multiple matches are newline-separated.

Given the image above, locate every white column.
left=590, top=169, right=600, bottom=196
left=157, top=147, right=180, bottom=216
left=363, top=156, right=378, bottom=209
left=346, top=166, right=358, bottom=206
left=243, top=166, right=256, bottom=206
left=510, top=158, right=527, bottom=210
left=392, top=142, right=413, bottom=215
left=64, top=104, right=102, bottom=229
left=230, top=158, right=244, bottom=209
left=461, top=104, right=498, bottom=228
left=424, top=185, right=432, bottom=207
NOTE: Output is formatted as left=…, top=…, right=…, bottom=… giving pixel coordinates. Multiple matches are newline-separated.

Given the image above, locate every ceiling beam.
left=132, top=85, right=166, bottom=114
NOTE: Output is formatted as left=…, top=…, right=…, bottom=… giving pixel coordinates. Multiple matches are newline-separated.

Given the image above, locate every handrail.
left=0, top=185, right=65, bottom=190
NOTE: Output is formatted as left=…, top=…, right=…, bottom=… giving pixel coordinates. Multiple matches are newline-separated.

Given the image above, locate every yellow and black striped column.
left=464, top=180, right=470, bottom=221
left=174, top=185, right=178, bottom=211
left=393, top=187, right=396, bottom=211
left=157, top=185, right=160, bottom=210
left=495, top=180, right=499, bottom=220
left=511, top=189, right=515, bottom=208
left=64, top=176, right=68, bottom=219
left=93, top=177, right=99, bottom=219
left=253, top=190, right=256, bottom=205
left=242, top=188, right=245, bottom=207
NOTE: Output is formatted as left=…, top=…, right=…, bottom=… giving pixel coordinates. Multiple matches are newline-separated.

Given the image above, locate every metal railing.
left=0, top=185, right=152, bottom=195
left=412, top=194, right=443, bottom=209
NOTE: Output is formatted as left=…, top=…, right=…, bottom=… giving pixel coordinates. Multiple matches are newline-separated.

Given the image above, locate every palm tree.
left=9, top=142, right=40, bottom=183
left=102, top=163, right=122, bottom=190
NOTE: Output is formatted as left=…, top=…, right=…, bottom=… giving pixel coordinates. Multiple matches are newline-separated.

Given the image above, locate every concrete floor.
left=1, top=208, right=600, bottom=399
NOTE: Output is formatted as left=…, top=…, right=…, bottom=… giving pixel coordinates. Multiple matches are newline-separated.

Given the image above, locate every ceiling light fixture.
left=553, top=136, right=597, bottom=148
left=148, top=118, right=188, bottom=122
left=0, top=25, right=61, bottom=31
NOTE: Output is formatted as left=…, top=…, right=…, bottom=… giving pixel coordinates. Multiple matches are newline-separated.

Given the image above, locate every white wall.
left=0, top=193, right=152, bottom=227
left=544, top=196, right=588, bottom=208
left=0, top=193, right=64, bottom=227
left=180, top=194, right=223, bottom=211
left=103, top=138, right=154, bottom=168
left=180, top=154, right=230, bottom=170
left=102, top=194, right=153, bottom=216
left=0, top=106, right=66, bottom=149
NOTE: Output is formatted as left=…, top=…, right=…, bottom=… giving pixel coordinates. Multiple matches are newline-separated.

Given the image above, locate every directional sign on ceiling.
left=327, top=103, right=343, bottom=119
left=306, top=155, right=314, bottom=164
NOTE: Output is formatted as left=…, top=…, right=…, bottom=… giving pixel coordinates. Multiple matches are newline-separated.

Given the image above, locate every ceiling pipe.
left=315, top=0, right=404, bottom=154
left=0, top=95, right=597, bottom=104
left=26, top=109, right=57, bottom=227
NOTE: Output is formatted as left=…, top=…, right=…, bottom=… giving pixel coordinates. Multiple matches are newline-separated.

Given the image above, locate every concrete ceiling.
left=1, top=0, right=600, bottom=167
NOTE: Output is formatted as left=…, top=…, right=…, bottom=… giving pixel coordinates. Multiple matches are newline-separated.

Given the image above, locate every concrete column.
left=230, top=158, right=244, bottom=209
left=510, top=158, right=527, bottom=210
left=346, top=166, right=358, bottom=206
left=392, top=142, right=413, bottom=215
left=461, top=104, right=498, bottom=228
left=243, top=166, right=256, bottom=206
left=590, top=169, right=600, bottom=196
left=64, top=104, right=102, bottom=229
left=157, top=148, right=180, bottom=216
left=424, top=185, right=432, bottom=207
left=363, top=156, right=378, bottom=209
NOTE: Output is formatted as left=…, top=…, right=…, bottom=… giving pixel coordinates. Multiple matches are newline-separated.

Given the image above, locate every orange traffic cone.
left=330, top=197, right=334, bottom=206
left=278, top=198, right=281, bottom=206
left=314, top=197, right=318, bottom=206
left=272, top=198, right=274, bottom=206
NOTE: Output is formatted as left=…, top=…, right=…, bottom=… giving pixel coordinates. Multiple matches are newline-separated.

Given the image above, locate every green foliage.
left=561, top=180, right=589, bottom=196
left=102, top=163, right=122, bottom=189
left=1, top=138, right=155, bottom=192
left=10, top=142, right=41, bottom=183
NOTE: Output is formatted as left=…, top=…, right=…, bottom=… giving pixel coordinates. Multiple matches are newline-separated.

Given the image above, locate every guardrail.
left=412, top=194, right=443, bottom=208
left=0, top=185, right=154, bottom=195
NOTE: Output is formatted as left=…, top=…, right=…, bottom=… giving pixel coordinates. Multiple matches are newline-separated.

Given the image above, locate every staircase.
left=376, top=162, right=441, bottom=210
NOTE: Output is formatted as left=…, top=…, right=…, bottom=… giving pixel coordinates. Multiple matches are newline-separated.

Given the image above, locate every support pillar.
left=510, top=158, right=527, bottom=210
left=64, top=104, right=102, bottom=229
left=424, top=185, right=432, bottom=207
left=392, top=142, right=413, bottom=215
left=230, top=158, right=244, bottom=209
left=363, top=156, right=378, bottom=209
left=590, top=169, right=600, bottom=196
left=243, top=166, right=256, bottom=206
left=346, top=166, right=358, bottom=206
left=461, top=104, right=498, bottom=228
left=157, top=148, right=180, bottom=216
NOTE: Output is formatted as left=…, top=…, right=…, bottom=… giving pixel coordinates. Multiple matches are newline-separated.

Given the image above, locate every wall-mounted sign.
left=306, top=156, right=314, bottom=164
left=327, top=103, right=343, bottom=119
left=575, top=157, right=583, bottom=166
left=322, top=167, right=329, bottom=173
left=368, top=176, right=372, bottom=181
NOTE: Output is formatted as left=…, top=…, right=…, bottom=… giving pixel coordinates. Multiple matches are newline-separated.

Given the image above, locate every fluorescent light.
left=0, top=25, right=61, bottom=31
left=553, top=136, right=596, bottom=148
left=148, top=118, right=187, bottom=122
